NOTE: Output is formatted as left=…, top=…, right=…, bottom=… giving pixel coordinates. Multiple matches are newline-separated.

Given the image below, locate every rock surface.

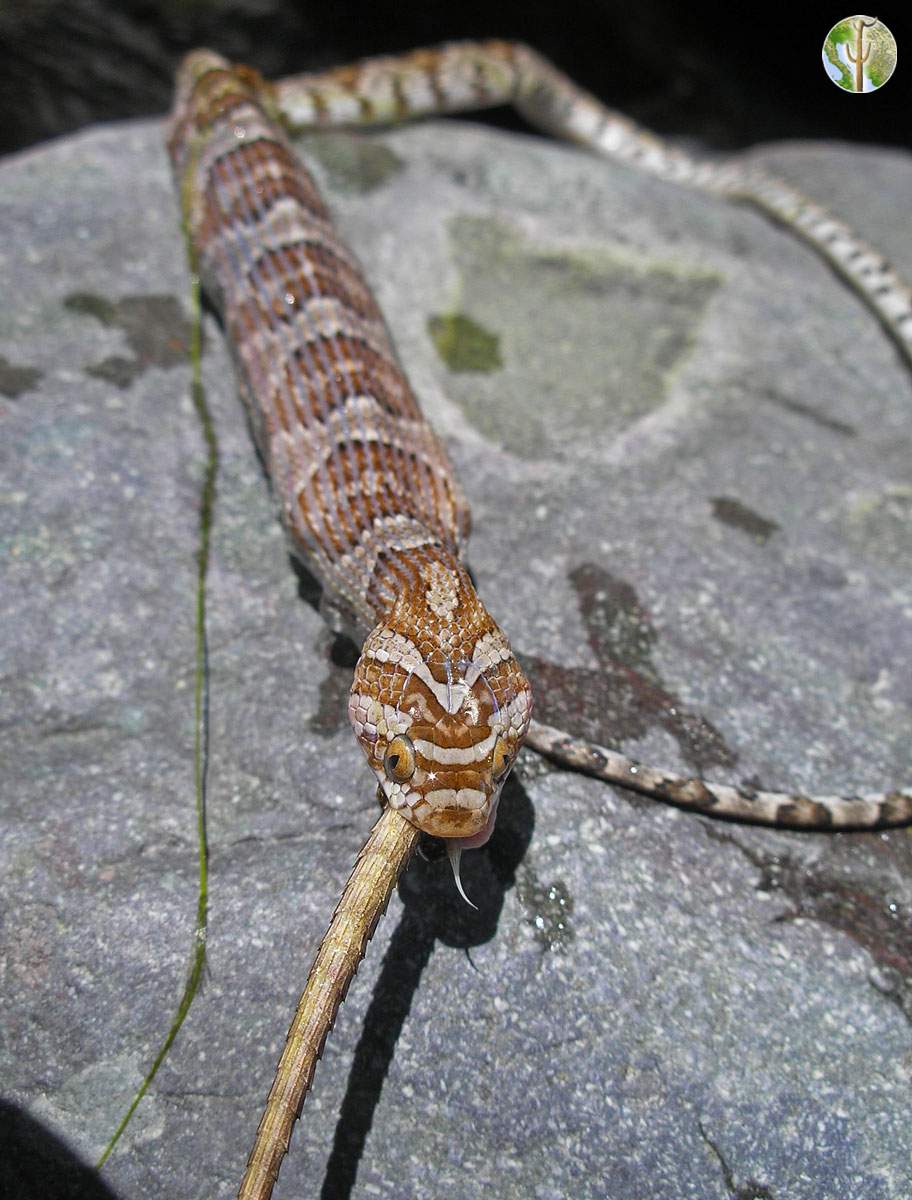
left=1, top=114, right=911, bottom=1200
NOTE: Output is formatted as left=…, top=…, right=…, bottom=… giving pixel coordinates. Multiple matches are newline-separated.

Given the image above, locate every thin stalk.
left=238, top=804, right=419, bottom=1200
left=97, top=271, right=215, bottom=1168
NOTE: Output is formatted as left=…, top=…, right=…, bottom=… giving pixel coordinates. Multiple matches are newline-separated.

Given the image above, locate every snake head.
left=348, top=556, right=532, bottom=849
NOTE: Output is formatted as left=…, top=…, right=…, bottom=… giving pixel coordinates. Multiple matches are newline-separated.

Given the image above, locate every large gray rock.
left=1, top=112, right=910, bottom=1200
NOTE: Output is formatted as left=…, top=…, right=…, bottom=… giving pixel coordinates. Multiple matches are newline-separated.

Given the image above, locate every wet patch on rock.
left=711, top=496, right=780, bottom=543
left=523, top=561, right=737, bottom=774
left=0, top=354, right=42, bottom=398
left=516, top=864, right=575, bottom=952
left=298, top=131, right=405, bottom=194
left=427, top=311, right=502, bottom=372
left=704, top=824, right=912, bottom=1021
left=64, top=292, right=199, bottom=388
left=772, top=861, right=912, bottom=1020
left=438, top=214, right=720, bottom=460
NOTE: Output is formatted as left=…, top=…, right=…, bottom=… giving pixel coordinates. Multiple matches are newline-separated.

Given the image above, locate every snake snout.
left=415, top=791, right=491, bottom=838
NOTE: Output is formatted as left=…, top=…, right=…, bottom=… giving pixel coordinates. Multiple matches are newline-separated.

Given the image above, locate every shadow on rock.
left=0, top=1099, right=121, bottom=1200
left=319, top=774, right=534, bottom=1200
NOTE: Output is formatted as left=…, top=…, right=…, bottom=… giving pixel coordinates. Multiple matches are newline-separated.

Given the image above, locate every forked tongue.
left=446, top=843, right=478, bottom=910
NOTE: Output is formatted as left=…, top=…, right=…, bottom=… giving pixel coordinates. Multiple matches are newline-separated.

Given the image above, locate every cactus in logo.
left=822, top=15, right=897, bottom=93
left=846, top=16, right=876, bottom=91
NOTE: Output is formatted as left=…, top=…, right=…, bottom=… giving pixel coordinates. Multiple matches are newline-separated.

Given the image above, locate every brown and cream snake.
left=164, top=42, right=912, bottom=1199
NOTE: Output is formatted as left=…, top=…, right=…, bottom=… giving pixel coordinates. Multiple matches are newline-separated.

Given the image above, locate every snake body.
left=168, top=53, right=533, bottom=863
left=164, top=41, right=912, bottom=1200
left=169, top=42, right=911, bottom=840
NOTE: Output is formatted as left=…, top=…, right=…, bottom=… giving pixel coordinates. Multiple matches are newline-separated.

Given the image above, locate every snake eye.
left=384, top=735, right=416, bottom=783
left=491, top=736, right=513, bottom=780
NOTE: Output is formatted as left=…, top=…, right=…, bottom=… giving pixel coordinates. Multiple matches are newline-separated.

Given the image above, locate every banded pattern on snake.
left=170, top=51, right=533, bottom=866
left=171, top=41, right=912, bottom=839
left=165, top=41, right=912, bottom=1200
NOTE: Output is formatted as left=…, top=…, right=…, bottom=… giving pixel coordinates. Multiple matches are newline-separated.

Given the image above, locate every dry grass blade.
left=238, top=803, right=419, bottom=1200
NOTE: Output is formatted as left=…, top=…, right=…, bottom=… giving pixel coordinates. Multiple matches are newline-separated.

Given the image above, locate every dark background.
left=1, top=0, right=910, bottom=157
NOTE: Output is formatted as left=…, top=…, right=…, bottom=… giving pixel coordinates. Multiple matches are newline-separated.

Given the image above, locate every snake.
left=169, top=40, right=912, bottom=843
left=165, top=41, right=912, bottom=1199
left=169, top=49, right=535, bottom=910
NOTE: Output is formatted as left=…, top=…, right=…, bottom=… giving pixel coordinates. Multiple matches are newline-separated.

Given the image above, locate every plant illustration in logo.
left=822, top=15, right=897, bottom=92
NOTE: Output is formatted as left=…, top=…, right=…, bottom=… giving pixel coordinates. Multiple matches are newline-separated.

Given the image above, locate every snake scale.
left=166, top=41, right=912, bottom=1199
